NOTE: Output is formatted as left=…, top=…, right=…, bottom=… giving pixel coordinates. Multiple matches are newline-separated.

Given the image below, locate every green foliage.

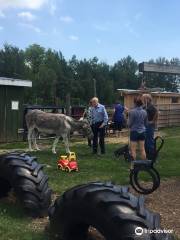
left=0, top=43, right=27, bottom=79
left=111, top=55, right=140, bottom=90
left=0, top=43, right=180, bottom=106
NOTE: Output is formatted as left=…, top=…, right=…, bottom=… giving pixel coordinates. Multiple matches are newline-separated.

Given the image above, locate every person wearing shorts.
left=128, top=96, right=148, bottom=161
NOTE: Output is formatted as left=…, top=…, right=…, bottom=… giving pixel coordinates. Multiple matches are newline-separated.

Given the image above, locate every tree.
left=0, top=43, right=179, bottom=106
left=0, top=43, right=27, bottom=79
left=145, top=57, right=179, bottom=92
left=111, top=56, right=140, bottom=91
left=25, top=44, right=45, bottom=74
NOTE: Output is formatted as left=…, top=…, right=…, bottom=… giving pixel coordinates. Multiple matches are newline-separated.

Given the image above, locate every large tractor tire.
left=0, top=152, right=52, bottom=217
left=49, top=182, right=174, bottom=240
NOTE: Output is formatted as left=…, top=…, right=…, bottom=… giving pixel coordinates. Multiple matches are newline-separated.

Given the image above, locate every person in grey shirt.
left=128, top=95, right=148, bottom=161
left=83, top=99, right=93, bottom=147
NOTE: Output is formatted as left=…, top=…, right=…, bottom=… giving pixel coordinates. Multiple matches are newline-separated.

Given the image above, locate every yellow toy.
left=57, top=152, right=78, bottom=172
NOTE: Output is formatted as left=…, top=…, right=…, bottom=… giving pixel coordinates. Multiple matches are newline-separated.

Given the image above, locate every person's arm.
left=82, top=109, right=87, bottom=118
left=99, top=106, right=108, bottom=128
left=111, top=108, right=115, bottom=122
left=128, top=111, right=133, bottom=128
left=88, top=108, right=93, bottom=125
left=144, top=112, right=148, bottom=126
left=124, top=106, right=128, bottom=112
left=90, top=108, right=94, bottom=124
left=152, top=107, right=158, bottom=123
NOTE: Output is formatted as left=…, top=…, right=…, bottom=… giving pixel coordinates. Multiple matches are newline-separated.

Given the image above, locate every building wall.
left=124, top=94, right=139, bottom=109
left=123, top=94, right=180, bottom=109
left=0, top=86, right=24, bottom=142
left=122, top=93, right=180, bottom=128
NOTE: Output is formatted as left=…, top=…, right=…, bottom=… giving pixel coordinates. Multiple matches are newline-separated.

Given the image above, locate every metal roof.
left=0, top=77, right=32, bottom=87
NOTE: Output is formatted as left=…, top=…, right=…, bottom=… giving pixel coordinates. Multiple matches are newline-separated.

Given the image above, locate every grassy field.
left=0, top=127, right=180, bottom=240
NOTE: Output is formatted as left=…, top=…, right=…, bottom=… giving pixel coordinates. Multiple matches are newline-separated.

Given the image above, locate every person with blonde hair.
left=91, top=97, right=108, bottom=154
left=142, top=93, right=158, bottom=159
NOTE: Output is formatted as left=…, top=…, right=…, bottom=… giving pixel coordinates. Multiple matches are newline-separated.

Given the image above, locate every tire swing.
left=130, top=136, right=164, bottom=194
left=0, top=152, right=52, bottom=217
left=130, top=161, right=160, bottom=194
left=49, top=182, right=174, bottom=240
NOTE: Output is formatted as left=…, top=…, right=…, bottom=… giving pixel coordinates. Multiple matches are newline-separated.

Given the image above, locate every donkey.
left=25, top=110, right=93, bottom=154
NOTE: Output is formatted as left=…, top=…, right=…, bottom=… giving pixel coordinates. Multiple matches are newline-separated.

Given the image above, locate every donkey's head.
left=79, top=119, right=93, bottom=139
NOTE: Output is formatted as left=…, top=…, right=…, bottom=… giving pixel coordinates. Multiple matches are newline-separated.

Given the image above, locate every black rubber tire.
left=130, top=166, right=160, bottom=194
left=0, top=152, right=52, bottom=217
left=49, top=181, right=173, bottom=240
left=0, top=177, right=12, bottom=197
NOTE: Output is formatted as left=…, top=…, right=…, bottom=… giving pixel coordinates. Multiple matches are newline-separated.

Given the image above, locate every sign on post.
left=139, top=62, right=180, bottom=75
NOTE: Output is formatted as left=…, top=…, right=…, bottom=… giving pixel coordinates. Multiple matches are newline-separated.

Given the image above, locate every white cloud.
left=134, top=13, right=142, bottom=21
left=60, top=16, right=73, bottom=23
left=52, top=27, right=58, bottom=35
left=124, top=21, right=139, bottom=38
left=49, top=0, right=56, bottom=15
left=0, top=0, right=48, bottom=10
left=18, top=11, right=36, bottom=21
left=0, top=26, right=4, bottom=31
left=93, top=24, right=109, bottom=32
left=69, top=35, right=79, bottom=41
left=0, top=10, right=5, bottom=18
left=96, top=39, right=101, bottom=45
left=19, top=23, right=41, bottom=33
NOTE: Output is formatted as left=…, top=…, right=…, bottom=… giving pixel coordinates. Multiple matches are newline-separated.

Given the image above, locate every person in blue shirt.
left=91, top=97, right=108, bottom=154
left=112, top=102, right=128, bottom=135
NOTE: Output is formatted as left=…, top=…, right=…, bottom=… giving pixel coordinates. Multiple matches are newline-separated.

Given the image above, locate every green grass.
left=0, top=127, right=180, bottom=240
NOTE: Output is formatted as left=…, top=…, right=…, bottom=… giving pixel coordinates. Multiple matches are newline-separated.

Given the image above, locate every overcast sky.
left=0, top=0, right=180, bottom=64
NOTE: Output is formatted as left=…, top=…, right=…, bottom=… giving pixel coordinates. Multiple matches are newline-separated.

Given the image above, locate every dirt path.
left=29, top=178, right=180, bottom=239
left=144, top=178, right=180, bottom=238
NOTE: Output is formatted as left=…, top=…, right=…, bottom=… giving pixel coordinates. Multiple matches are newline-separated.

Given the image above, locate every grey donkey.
left=26, top=110, right=93, bottom=154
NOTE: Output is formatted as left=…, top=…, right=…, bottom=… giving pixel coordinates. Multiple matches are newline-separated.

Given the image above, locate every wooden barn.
left=117, top=89, right=180, bottom=128
left=0, top=77, right=32, bottom=143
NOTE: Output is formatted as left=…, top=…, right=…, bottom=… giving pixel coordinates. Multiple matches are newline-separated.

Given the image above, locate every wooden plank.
left=139, top=62, right=180, bottom=75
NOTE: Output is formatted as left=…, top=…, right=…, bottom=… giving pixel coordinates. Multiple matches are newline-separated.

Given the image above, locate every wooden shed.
left=117, top=89, right=180, bottom=108
left=117, top=89, right=180, bottom=128
left=0, top=77, right=32, bottom=143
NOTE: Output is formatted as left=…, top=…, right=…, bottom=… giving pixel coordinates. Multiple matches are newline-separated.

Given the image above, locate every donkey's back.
left=26, top=110, right=71, bottom=134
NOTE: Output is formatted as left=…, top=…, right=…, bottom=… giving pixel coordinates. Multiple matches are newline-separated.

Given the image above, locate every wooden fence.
left=157, top=103, right=180, bottom=128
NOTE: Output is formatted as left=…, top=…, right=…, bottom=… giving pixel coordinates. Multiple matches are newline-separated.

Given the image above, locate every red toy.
left=57, top=152, right=78, bottom=172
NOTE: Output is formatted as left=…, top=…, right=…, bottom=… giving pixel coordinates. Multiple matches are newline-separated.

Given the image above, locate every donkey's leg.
left=52, top=136, right=60, bottom=154
left=32, top=130, right=40, bottom=151
left=27, top=128, right=34, bottom=151
left=62, top=134, right=70, bottom=154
